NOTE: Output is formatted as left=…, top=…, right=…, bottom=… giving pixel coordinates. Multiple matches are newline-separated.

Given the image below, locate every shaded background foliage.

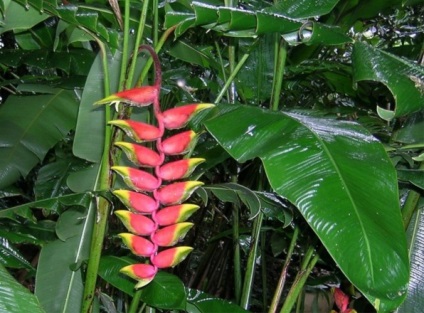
left=0, top=0, right=423, bottom=312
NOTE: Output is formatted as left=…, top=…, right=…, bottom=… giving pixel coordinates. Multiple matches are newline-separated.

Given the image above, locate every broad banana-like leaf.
left=205, top=105, right=409, bottom=312
left=0, top=88, right=78, bottom=189
left=0, top=264, right=45, bottom=313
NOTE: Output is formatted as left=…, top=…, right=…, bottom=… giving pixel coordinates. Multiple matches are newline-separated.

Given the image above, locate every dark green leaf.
left=397, top=169, right=424, bottom=190
left=98, top=255, right=136, bottom=297
left=0, top=89, right=78, bottom=189
left=140, top=272, right=186, bottom=310
left=0, top=264, right=45, bottom=313
left=0, top=237, right=35, bottom=272
left=205, top=105, right=409, bottom=312
left=269, top=0, right=341, bottom=19
left=352, top=42, right=424, bottom=121
left=35, top=205, right=94, bottom=313
left=186, top=288, right=249, bottom=313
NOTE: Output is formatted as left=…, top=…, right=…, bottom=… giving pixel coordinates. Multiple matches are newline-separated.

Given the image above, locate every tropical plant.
left=0, top=0, right=423, bottom=313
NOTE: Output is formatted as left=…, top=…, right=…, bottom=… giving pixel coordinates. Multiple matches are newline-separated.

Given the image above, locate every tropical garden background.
left=0, top=0, right=423, bottom=312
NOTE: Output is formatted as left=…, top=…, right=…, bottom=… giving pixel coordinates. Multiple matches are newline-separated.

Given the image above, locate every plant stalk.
left=240, top=212, right=264, bottom=309
left=270, top=38, right=287, bottom=111
left=268, top=226, right=300, bottom=313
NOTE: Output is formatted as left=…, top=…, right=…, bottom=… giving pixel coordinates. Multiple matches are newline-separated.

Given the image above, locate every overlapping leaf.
left=205, top=105, right=409, bottom=312
left=0, top=88, right=78, bottom=189
left=353, top=42, right=424, bottom=121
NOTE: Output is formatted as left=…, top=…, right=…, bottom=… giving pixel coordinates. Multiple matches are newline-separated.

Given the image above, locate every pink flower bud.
left=112, top=166, right=161, bottom=192
left=158, top=158, right=205, bottom=181
left=109, top=120, right=162, bottom=142
left=155, top=181, right=204, bottom=205
left=160, top=130, right=197, bottom=155
left=113, top=190, right=158, bottom=214
left=151, top=246, right=193, bottom=268
left=120, top=264, right=157, bottom=288
left=115, top=142, right=162, bottom=167
left=115, top=210, right=156, bottom=236
left=154, top=204, right=200, bottom=226
left=94, top=85, right=159, bottom=106
left=151, top=222, right=194, bottom=247
left=118, top=233, right=156, bottom=257
left=162, top=103, right=215, bottom=129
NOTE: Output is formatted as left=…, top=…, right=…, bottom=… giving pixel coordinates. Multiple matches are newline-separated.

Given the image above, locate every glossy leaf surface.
left=352, top=42, right=424, bottom=121
left=205, top=105, right=409, bottom=312
left=0, top=264, right=44, bottom=313
left=139, top=272, right=186, bottom=310
left=186, top=288, right=249, bottom=313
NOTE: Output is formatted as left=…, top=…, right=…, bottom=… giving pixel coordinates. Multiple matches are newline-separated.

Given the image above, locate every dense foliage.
left=0, top=0, right=423, bottom=312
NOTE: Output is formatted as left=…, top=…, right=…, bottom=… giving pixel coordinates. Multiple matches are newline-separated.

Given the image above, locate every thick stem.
left=118, top=0, right=131, bottom=91
left=81, top=36, right=113, bottom=313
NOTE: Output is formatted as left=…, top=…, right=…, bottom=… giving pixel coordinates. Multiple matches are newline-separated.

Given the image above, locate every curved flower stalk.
left=96, top=45, right=214, bottom=288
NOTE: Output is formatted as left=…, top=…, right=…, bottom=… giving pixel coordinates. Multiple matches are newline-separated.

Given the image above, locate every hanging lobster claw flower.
left=157, top=158, right=205, bottom=181
left=113, top=190, right=158, bottom=214
left=151, top=222, right=194, bottom=247
left=115, top=142, right=162, bottom=167
left=94, top=85, right=159, bottom=107
left=109, top=120, right=163, bottom=142
left=120, top=264, right=157, bottom=289
left=154, top=204, right=200, bottom=226
left=115, top=211, right=156, bottom=236
left=161, top=130, right=198, bottom=155
left=155, top=181, right=204, bottom=205
left=112, top=166, right=161, bottom=192
left=118, top=233, right=156, bottom=257
left=151, top=246, right=193, bottom=268
left=162, top=103, right=214, bottom=130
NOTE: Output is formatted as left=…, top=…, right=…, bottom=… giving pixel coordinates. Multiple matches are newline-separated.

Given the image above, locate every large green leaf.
left=205, top=105, right=409, bottom=312
left=35, top=205, right=94, bottom=313
left=352, top=42, right=424, bottom=121
left=0, top=264, right=45, bottom=313
left=0, top=237, right=34, bottom=271
left=268, top=0, right=341, bottom=19
left=0, top=88, right=78, bottom=189
left=98, top=255, right=136, bottom=297
left=186, top=288, right=249, bottom=313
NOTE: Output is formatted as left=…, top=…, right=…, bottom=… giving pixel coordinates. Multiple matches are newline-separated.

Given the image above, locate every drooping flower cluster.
left=95, top=45, right=213, bottom=288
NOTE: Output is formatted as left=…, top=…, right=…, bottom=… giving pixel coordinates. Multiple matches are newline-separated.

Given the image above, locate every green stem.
left=214, top=51, right=251, bottom=104
left=128, top=289, right=142, bottom=313
left=126, top=0, right=150, bottom=88
left=270, top=39, right=287, bottom=111
left=233, top=202, right=241, bottom=303
left=119, top=0, right=131, bottom=90
left=152, top=0, right=159, bottom=47
left=279, top=251, right=319, bottom=313
left=402, top=161, right=424, bottom=229
left=268, top=226, right=300, bottom=313
left=240, top=212, right=264, bottom=309
left=260, top=230, right=268, bottom=309
left=80, top=35, right=113, bottom=313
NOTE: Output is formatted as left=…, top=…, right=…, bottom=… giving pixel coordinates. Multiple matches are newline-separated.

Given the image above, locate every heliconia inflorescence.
left=95, top=45, right=214, bottom=288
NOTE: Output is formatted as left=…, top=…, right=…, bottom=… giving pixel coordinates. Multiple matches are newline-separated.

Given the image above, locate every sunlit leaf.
left=205, top=105, right=409, bottom=312
left=0, top=264, right=45, bottom=313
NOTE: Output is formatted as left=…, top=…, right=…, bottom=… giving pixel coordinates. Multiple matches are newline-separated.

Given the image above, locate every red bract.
left=115, top=211, right=156, bottom=236
left=113, top=190, right=158, bottom=213
left=151, top=222, right=194, bottom=247
left=154, top=204, right=200, bottom=226
left=112, top=166, right=161, bottom=192
left=119, top=234, right=156, bottom=257
left=155, top=181, right=204, bottom=205
left=162, top=103, right=214, bottom=129
left=104, top=45, right=205, bottom=288
left=158, top=158, right=205, bottom=181
left=115, top=142, right=162, bottom=167
left=151, top=246, right=193, bottom=268
left=160, top=130, right=197, bottom=155
left=109, top=120, right=162, bottom=142
left=95, top=85, right=159, bottom=106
